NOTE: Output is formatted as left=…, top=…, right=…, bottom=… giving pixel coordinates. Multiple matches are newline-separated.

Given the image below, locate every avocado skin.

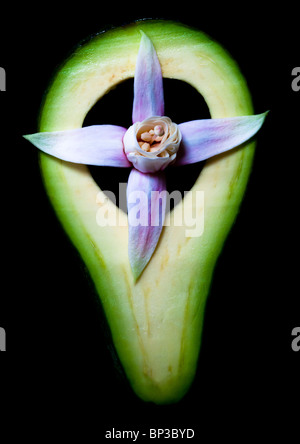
left=38, top=20, right=255, bottom=404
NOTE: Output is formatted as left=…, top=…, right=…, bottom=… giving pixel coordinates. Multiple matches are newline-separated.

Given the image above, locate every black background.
left=0, top=3, right=299, bottom=440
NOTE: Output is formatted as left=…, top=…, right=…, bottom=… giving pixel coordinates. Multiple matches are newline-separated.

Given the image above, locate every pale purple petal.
left=127, top=168, right=166, bottom=279
left=176, top=112, right=268, bottom=166
left=132, top=31, right=164, bottom=123
left=23, top=125, right=130, bottom=167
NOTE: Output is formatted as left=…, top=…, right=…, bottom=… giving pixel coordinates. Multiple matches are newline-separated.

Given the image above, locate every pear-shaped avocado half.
left=38, top=20, right=255, bottom=404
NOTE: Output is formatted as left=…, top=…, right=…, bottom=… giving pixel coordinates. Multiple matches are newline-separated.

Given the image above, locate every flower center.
left=123, top=116, right=182, bottom=173
left=138, top=125, right=165, bottom=154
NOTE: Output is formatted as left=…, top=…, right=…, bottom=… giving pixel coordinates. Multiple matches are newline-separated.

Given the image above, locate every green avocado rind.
left=38, top=20, right=255, bottom=404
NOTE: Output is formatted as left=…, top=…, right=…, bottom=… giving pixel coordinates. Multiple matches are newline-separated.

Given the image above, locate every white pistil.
left=154, top=125, right=164, bottom=136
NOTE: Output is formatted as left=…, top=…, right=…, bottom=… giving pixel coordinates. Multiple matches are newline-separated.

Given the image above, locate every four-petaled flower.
left=24, top=31, right=268, bottom=279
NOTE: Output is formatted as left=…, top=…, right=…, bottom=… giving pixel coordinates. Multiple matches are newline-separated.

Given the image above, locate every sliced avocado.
left=38, top=20, right=255, bottom=404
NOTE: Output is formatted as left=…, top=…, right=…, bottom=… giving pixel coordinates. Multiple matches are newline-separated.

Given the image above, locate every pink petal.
left=23, top=125, right=130, bottom=167
left=132, top=31, right=164, bottom=123
left=176, top=112, right=268, bottom=166
left=127, top=168, right=166, bottom=279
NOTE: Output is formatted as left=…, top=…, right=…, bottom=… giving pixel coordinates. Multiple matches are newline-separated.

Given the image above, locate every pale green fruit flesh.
left=39, top=20, right=255, bottom=404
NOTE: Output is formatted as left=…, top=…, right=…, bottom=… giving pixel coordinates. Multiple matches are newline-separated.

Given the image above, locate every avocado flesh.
left=39, top=20, right=255, bottom=404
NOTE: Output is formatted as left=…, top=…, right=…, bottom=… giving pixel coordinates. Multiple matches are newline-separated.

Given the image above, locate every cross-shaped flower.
left=24, top=31, right=268, bottom=279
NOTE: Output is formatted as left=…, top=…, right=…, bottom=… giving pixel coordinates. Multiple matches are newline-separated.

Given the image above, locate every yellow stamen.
left=138, top=124, right=166, bottom=154
left=141, top=142, right=150, bottom=151
left=141, top=132, right=152, bottom=142
left=149, top=143, right=161, bottom=152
